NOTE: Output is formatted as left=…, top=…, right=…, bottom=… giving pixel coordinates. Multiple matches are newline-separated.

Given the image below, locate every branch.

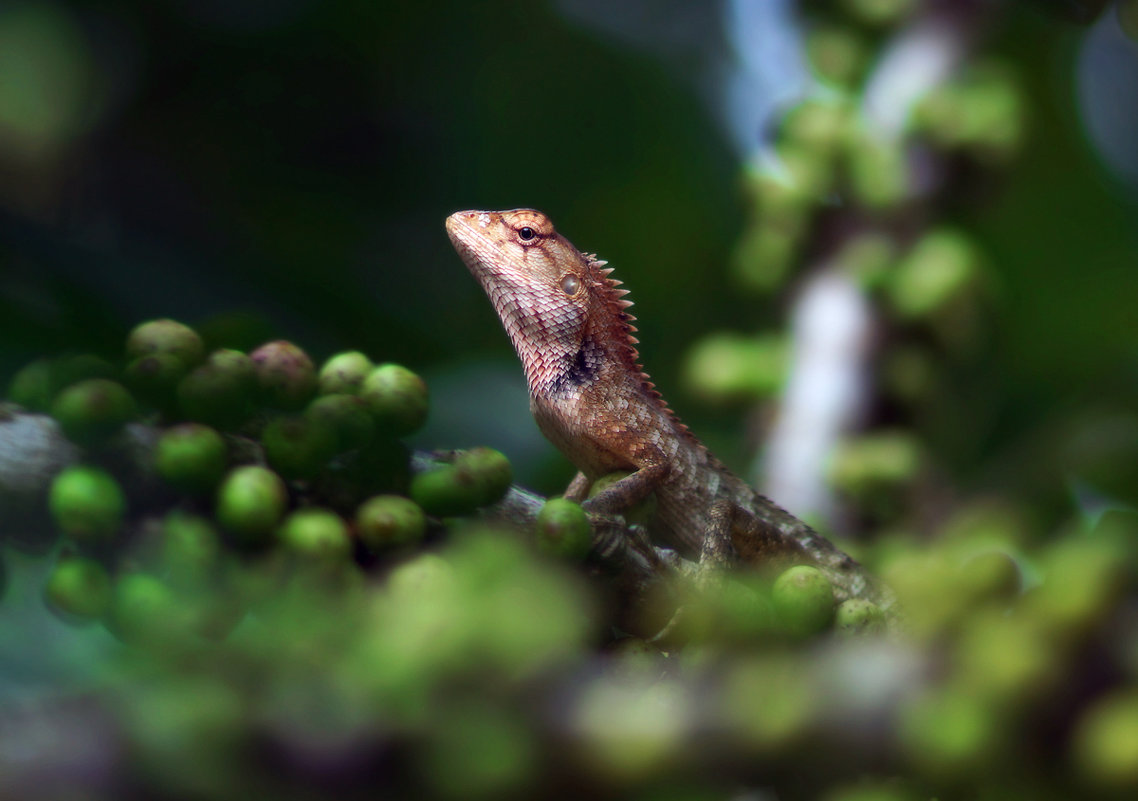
left=1, top=409, right=896, bottom=626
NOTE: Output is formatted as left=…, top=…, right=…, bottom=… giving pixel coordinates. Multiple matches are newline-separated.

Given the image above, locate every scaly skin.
left=446, top=208, right=887, bottom=606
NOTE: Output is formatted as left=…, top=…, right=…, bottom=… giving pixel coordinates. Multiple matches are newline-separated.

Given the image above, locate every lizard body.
left=446, top=208, right=876, bottom=601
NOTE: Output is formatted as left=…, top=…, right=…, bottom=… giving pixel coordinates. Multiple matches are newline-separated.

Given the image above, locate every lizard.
left=445, top=208, right=889, bottom=609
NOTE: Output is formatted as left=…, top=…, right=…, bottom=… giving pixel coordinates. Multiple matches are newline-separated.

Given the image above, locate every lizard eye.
left=560, top=274, right=581, bottom=296
left=517, top=227, right=536, bottom=242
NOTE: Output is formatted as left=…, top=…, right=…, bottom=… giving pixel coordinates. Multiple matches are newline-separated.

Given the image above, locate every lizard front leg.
left=580, top=462, right=670, bottom=517
left=563, top=471, right=592, bottom=502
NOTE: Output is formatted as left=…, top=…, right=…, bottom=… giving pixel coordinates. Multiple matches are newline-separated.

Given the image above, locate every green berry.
left=454, top=447, right=513, bottom=506
left=49, top=465, right=126, bottom=543
left=1072, top=690, right=1138, bottom=789
left=305, top=393, right=375, bottom=452
left=7, top=359, right=54, bottom=410
left=155, top=423, right=228, bottom=493
left=360, top=363, right=429, bottom=437
left=51, top=378, right=137, bottom=446
left=730, top=222, right=799, bottom=292
left=535, top=498, right=591, bottom=558
left=250, top=340, right=317, bottom=410
left=961, top=550, right=1021, bottom=604
left=216, top=466, right=288, bottom=545
left=780, top=99, right=851, bottom=154
left=260, top=415, right=336, bottom=480
left=834, top=598, right=886, bottom=636
left=176, top=350, right=256, bottom=429
left=846, top=134, right=910, bottom=210
left=277, top=508, right=352, bottom=563
left=899, top=687, right=998, bottom=776
left=161, top=511, right=221, bottom=590
left=355, top=494, right=426, bottom=550
left=829, top=431, right=920, bottom=497
left=698, top=577, right=780, bottom=645
left=409, top=465, right=482, bottom=517
left=109, top=572, right=185, bottom=645
left=126, top=319, right=205, bottom=367
left=43, top=556, right=112, bottom=622
left=887, top=229, right=980, bottom=319
left=318, top=350, right=373, bottom=395
left=206, top=348, right=257, bottom=381
left=124, top=352, right=192, bottom=410
left=48, top=354, right=117, bottom=395
left=772, top=565, right=835, bottom=636
left=806, top=26, right=868, bottom=87
left=681, top=333, right=788, bottom=404
left=840, top=0, right=916, bottom=26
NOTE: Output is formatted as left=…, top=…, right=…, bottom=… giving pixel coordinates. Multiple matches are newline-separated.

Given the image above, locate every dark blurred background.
left=1, top=0, right=1136, bottom=513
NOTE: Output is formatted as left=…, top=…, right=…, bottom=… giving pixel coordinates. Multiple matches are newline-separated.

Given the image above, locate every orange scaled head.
left=446, top=209, right=636, bottom=399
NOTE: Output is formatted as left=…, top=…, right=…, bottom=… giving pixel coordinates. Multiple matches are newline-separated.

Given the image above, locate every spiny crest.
left=581, top=252, right=700, bottom=443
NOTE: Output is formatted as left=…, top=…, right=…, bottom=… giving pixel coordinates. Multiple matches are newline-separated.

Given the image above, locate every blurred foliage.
left=2, top=0, right=1138, bottom=799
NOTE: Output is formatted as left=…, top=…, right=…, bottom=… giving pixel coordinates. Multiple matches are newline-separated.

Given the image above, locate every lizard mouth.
left=446, top=211, right=510, bottom=280
left=445, top=212, right=483, bottom=263
left=445, top=210, right=489, bottom=243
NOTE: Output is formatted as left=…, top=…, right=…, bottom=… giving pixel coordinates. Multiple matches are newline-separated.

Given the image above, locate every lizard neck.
left=520, top=252, right=643, bottom=403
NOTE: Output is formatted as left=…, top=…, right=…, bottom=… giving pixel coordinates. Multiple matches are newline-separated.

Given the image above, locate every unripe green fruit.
left=840, top=0, right=916, bottom=26
left=454, top=447, right=513, bottom=506
left=318, top=350, right=373, bottom=395
left=109, top=572, right=184, bottom=645
left=829, top=431, right=920, bottom=496
left=961, top=550, right=1021, bottom=604
left=899, top=687, right=997, bottom=776
left=690, top=577, right=779, bottom=645
left=780, top=99, right=851, bottom=154
left=124, top=353, right=191, bottom=410
left=277, top=508, right=352, bottom=563
left=176, top=350, right=256, bottom=429
left=43, top=556, right=112, bottom=623
left=806, top=26, right=868, bottom=87
left=51, top=378, right=137, bottom=446
left=355, top=494, right=426, bottom=550
left=207, top=348, right=257, bottom=381
left=126, top=319, right=205, bottom=367
left=361, top=363, right=429, bottom=437
left=1072, top=690, right=1138, bottom=789
left=887, top=229, right=979, bottom=319
left=250, top=340, right=317, bottom=410
left=772, top=565, right=835, bottom=636
left=730, top=222, right=798, bottom=293
left=535, top=498, right=591, bottom=558
left=216, top=466, right=288, bottom=545
left=846, top=135, right=909, bottom=210
left=260, top=415, right=336, bottom=479
left=49, top=354, right=117, bottom=395
left=7, top=359, right=54, bottom=410
left=834, top=598, right=886, bottom=636
left=161, top=511, right=221, bottom=590
left=305, top=393, right=374, bottom=452
left=409, top=465, right=482, bottom=517
left=682, top=333, right=788, bottom=404
left=49, top=465, right=126, bottom=543
left=155, top=424, right=228, bottom=493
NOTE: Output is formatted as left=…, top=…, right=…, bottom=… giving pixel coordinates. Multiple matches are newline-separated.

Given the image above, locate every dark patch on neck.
left=550, top=335, right=603, bottom=396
